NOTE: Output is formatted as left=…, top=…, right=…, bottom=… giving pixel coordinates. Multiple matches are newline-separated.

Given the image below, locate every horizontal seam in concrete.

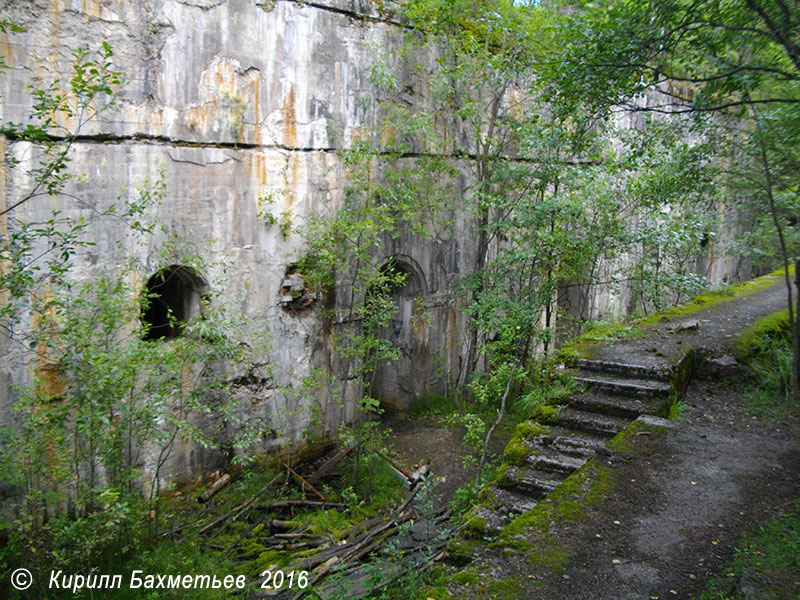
left=1, top=132, right=600, bottom=166
left=283, top=0, right=409, bottom=28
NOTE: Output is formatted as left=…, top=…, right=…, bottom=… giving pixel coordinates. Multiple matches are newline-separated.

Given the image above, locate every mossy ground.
left=637, top=266, right=790, bottom=327
left=606, top=418, right=669, bottom=454
left=732, top=309, right=790, bottom=361
left=561, top=268, right=787, bottom=361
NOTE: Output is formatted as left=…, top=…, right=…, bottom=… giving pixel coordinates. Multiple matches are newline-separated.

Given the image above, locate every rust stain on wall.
left=252, top=79, right=261, bottom=145
left=79, top=0, right=102, bottom=19
left=29, top=289, right=65, bottom=398
left=447, top=307, right=456, bottom=360
left=285, top=152, right=299, bottom=214
left=185, top=57, right=258, bottom=139
left=282, top=85, right=297, bottom=148
left=251, top=151, right=269, bottom=195
left=508, top=88, right=524, bottom=121
left=0, top=31, right=13, bottom=69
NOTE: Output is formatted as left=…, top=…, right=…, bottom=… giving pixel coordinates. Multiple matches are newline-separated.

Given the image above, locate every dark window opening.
left=141, top=265, right=207, bottom=340
left=368, top=259, right=422, bottom=348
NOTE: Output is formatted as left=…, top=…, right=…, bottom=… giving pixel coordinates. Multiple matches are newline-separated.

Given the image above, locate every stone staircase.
left=481, top=355, right=687, bottom=527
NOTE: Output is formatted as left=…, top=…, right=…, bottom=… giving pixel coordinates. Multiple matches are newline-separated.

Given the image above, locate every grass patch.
left=578, top=320, right=647, bottom=342
left=409, top=392, right=459, bottom=418
left=668, top=395, right=687, bottom=421
left=734, top=317, right=798, bottom=420
left=733, top=310, right=790, bottom=361
left=693, top=503, right=800, bottom=600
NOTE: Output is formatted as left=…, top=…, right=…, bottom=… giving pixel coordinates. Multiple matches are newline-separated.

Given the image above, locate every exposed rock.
left=674, top=320, right=700, bottom=332
left=705, top=354, right=741, bottom=377
left=737, top=569, right=776, bottom=600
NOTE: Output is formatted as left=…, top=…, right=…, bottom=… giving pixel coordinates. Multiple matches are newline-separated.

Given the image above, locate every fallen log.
left=376, top=451, right=414, bottom=487
left=305, top=442, right=359, bottom=486
left=253, top=500, right=347, bottom=512
left=280, top=483, right=423, bottom=599
left=340, top=516, right=384, bottom=542
left=198, top=474, right=279, bottom=535
left=283, top=462, right=326, bottom=500
left=409, top=464, right=430, bottom=487
left=253, top=481, right=430, bottom=599
left=198, top=473, right=231, bottom=503
left=271, top=532, right=325, bottom=541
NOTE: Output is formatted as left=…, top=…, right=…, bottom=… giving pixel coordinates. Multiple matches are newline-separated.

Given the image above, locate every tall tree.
left=545, top=0, right=800, bottom=398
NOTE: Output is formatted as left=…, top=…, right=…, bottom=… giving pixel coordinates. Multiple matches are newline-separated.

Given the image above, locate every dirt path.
left=382, top=413, right=512, bottom=504
left=507, top=388, right=800, bottom=599
left=382, top=415, right=473, bottom=503
left=432, top=276, right=800, bottom=599
left=588, top=273, right=791, bottom=368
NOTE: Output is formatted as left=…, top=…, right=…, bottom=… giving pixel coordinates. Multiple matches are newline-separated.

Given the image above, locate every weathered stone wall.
left=0, top=0, right=472, bottom=482
left=0, top=0, right=750, bottom=487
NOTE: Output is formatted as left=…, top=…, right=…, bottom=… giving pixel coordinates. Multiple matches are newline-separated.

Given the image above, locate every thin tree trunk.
left=795, top=260, right=800, bottom=400
left=475, top=375, right=513, bottom=488
left=754, top=114, right=798, bottom=399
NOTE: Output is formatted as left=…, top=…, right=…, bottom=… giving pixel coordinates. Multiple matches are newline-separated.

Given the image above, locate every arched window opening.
left=369, top=258, right=424, bottom=348
left=141, top=265, right=207, bottom=341
left=368, top=256, right=429, bottom=410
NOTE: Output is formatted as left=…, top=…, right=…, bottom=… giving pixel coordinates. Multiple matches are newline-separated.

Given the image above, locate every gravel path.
left=588, top=273, right=790, bottom=369
left=459, top=276, right=800, bottom=599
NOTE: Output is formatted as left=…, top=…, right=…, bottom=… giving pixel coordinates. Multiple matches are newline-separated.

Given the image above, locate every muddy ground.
left=382, top=412, right=512, bottom=504
left=519, top=378, right=800, bottom=600
left=382, top=278, right=800, bottom=599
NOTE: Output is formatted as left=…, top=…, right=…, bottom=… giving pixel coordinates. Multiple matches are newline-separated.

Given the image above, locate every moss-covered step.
left=555, top=408, right=632, bottom=437
left=572, top=372, right=672, bottom=399
left=499, top=465, right=566, bottom=498
left=490, top=487, right=540, bottom=516
left=544, top=427, right=609, bottom=458
left=571, top=357, right=673, bottom=381
left=565, top=390, right=669, bottom=419
left=525, top=446, right=587, bottom=474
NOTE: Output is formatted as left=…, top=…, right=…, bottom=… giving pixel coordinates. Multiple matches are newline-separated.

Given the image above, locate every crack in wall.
left=167, top=0, right=407, bottom=26
left=282, top=0, right=408, bottom=28
left=1, top=131, right=598, bottom=167
left=174, top=0, right=228, bottom=9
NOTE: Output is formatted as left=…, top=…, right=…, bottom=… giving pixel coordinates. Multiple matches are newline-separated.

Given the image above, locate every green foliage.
left=668, top=396, right=687, bottom=421
left=0, top=35, right=270, bottom=582
left=338, top=451, right=405, bottom=515
left=450, top=482, right=479, bottom=516
left=745, top=336, right=798, bottom=419
left=694, top=503, right=800, bottom=600
left=734, top=310, right=790, bottom=361
left=544, top=0, right=800, bottom=394
left=0, top=39, right=125, bottom=339
left=0, top=252, right=266, bottom=582
left=733, top=309, right=796, bottom=417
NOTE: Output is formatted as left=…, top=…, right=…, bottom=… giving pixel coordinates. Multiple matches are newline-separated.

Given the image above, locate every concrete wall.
left=0, top=0, right=471, bottom=483
left=0, top=0, right=748, bottom=486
